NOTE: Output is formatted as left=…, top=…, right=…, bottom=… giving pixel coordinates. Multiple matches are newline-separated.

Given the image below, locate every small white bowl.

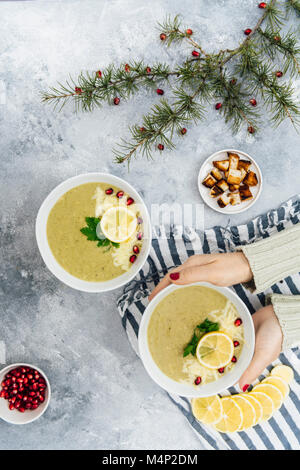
left=198, top=148, right=263, bottom=214
left=0, top=363, right=51, bottom=425
left=139, top=282, right=255, bottom=398
left=36, top=173, right=152, bottom=293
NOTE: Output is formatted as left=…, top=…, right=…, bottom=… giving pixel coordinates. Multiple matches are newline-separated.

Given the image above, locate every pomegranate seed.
left=113, top=97, right=120, bottom=105
left=160, top=33, right=166, bottom=40
left=186, top=28, right=193, bottom=35
left=231, top=356, right=237, bottom=363
left=137, top=232, right=143, bottom=240
left=75, top=87, right=82, bottom=95
left=29, top=391, right=36, bottom=397
left=244, top=28, right=252, bottom=36
left=105, top=188, right=113, bottom=195
left=32, top=404, right=39, bottom=410
left=1, top=381, right=5, bottom=387
left=126, top=197, right=134, bottom=206
left=156, top=88, right=164, bottom=95
left=32, top=399, right=38, bottom=405
left=39, top=396, right=45, bottom=403
left=23, top=395, right=28, bottom=401
left=158, top=144, right=164, bottom=151
left=25, top=403, right=32, bottom=409
left=21, top=368, right=26, bottom=374
left=146, top=67, right=151, bottom=73
left=133, top=245, right=140, bottom=254
left=218, top=368, right=225, bottom=374
left=276, top=71, right=283, bottom=78
left=96, top=70, right=102, bottom=78
left=234, top=318, right=243, bottom=327
left=11, top=376, right=16, bottom=382
left=194, top=376, right=202, bottom=385
left=234, top=340, right=240, bottom=347
left=249, top=98, right=257, bottom=106
left=215, top=102, right=222, bottom=110
left=27, top=397, right=33, bottom=402
left=9, top=403, right=14, bottom=410
left=125, top=63, right=130, bottom=72
left=180, top=128, right=187, bottom=135
left=23, top=378, right=28, bottom=384
left=17, top=378, right=23, bottom=383
left=18, top=407, right=25, bottom=413
left=12, top=389, right=18, bottom=395
left=0, top=390, right=5, bottom=398
left=192, top=50, right=200, bottom=57
left=32, top=383, right=38, bottom=391
left=137, top=217, right=143, bottom=224
left=116, top=191, right=124, bottom=199
left=258, top=2, right=267, bottom=8
left=248, top=125, right=255, bottom=134
left=27, top=374, right=33, bottom=380
left=19, top=387, right=24, bottom=392
left=15, top=400, right=21, bottom=408
left=129, top=255, right=137, bottom=263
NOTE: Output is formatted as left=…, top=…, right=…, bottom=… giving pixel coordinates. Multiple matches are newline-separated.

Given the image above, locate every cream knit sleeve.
left=240, top=224, right=300, bottom=293
left=267, top=294, right=300, bottom=350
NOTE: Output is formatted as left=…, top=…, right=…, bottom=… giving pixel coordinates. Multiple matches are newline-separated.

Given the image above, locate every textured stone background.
left=0, top=0, right=299, bottom=449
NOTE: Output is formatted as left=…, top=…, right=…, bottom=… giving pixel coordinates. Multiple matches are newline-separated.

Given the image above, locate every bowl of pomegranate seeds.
left=0, top=364, right=51, bottom=424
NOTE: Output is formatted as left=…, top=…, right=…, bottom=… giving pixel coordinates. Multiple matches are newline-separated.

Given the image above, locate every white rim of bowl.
left=198, top=148, right=263, bottom=214
left=35, top=173, right=152, bottom=293
left=0, top=363, right=51, bottom=424
left=138, top=282, right=255, bottom=398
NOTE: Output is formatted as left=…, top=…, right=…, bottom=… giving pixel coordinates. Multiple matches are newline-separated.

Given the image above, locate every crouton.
left=238, top=159, right=252, bottom=172
left=211, top=168, right=223, bottom=181
left=210, top=185, right=223, bottom=198
left=243, top=171, right=258, bottom=186
left=229, top=184, right=240, bottom=192
left=239, top=184, right=253, bottom=201
left=213, top=160, right=229, bottom=171
left=202, top=174, right=217, bottom=188
left=229, top=192, right=241, bottom=206
left=224, top=170, right=229, bottom=179
left=216, top=179, right=229, bottom=192
left=228, top=153, right=240, bottom=170
left=227, top=169, right=243, bottom=185
left=217, top=194, right=231, bottom=208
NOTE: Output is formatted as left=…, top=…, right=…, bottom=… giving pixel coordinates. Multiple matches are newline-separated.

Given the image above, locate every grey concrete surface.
left=0, top=0, right=299, bottom=449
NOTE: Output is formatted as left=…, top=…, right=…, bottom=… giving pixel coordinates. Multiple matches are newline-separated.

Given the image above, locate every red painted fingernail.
left=242, top=384, right=250, bottom=392
left=170, top=272, right=180, bottom=281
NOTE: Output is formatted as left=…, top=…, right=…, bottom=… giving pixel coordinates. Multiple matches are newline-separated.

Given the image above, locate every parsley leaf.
left=183, top=318, right=219, bottom=357
left=80, top=217, right=120, bottom=250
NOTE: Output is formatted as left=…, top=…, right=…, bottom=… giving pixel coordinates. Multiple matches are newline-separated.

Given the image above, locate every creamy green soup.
left=148, top=286, right=244, bottom=386
left=47, top=182, right=137, bottom=282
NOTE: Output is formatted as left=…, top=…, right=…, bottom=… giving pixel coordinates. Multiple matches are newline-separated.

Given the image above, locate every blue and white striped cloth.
left=117, top=196, right=300, bottom=450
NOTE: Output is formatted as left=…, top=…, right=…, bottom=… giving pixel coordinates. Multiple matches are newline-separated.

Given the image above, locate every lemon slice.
left=252, top=383, right=283, bottom=410
left=100, top=206, right=137, bottom=243
left=241, top=394, right=263, bottom=425
left=261, top=376, right=289, bottom=399
left=191, top=395, right=223, bottom=425
left=196, top=332, right=234, bottom=369
left=232, top=395, right=256, bottom=429
left=214, top=397, right=243, bottom=433
left=271, top=365, right=294, bottom=384
left=250, top=391, right=274, bottom=421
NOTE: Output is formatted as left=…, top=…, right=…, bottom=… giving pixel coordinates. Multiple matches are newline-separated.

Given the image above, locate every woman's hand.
left=239, top=305, right=283, bottom=391
left=148, top=252, right=253, bottom=301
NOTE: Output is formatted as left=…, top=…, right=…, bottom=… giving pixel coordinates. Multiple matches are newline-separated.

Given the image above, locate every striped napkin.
left=117, top=195, right=300, bottom=450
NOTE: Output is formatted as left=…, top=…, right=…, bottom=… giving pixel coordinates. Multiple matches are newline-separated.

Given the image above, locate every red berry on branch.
left=231, top=356, right=237, bottom=363
left=156, top=88, right=164, bottom=95
left=146, top=67, right=151, bottom=73
left=273, top=35, right=281, bottom=42
left=113, top=97, right=120, bottom=105
left=75, top=87, right=82, bottom=95
left=180, top=128, right=187, bottom=135
left=218, top=367, right=225, bottom=374
left=215, top=102, right=222, bottom=110
left=160, top=33, right=166, bottom=41
left=244, top=28, right=252, bottom=36
left=276, top=70, right=283, bottom=78
left=258, top=2, right=267, bottom=8
left=125, top=63, right=130, bottom=72
left=186, top=28, right=193, bottom=35
left=139, top=127, right=146, bottom=132
left=192, top=50, right=200, bottom=57
left=230, top=78, right=237, bottom=85
left=249, top=98, right=257, bottom=106
left=158, top=144, right=164, bottom=151
left=96, top=70, right=102, bottom=78
left=248, top=126, right=256, bottom=134
left=194, top=376, right=202, bottom=385
left=129, top=255, right=137, bottom=263
left=234, top=318, right=243, bottom=327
